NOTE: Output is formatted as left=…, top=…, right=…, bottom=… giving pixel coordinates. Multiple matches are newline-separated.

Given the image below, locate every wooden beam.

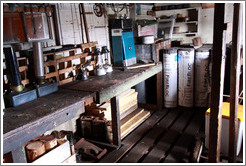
left=110, top=96, right=121, bottom=147
left=80, top=3, right=90, bottom=43
left=208, top=3, right=227, bottom=163
left=229, top=3, right=243, bottom=163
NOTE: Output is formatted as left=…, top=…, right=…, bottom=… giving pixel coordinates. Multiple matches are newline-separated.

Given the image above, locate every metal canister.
left=105, top=121, right=113, bottom=144
left=80, top=116, right=94, bottom=139
left=92, top=117, right=106, bottom=142
left=194, top=48, right=211, bottom=107
left=162, top=48, right=178, bottom=108
left=178, top=48, right=195, bottom=107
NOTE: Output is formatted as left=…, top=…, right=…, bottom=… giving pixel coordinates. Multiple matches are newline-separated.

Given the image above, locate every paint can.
left=162, top=48, right=178, bottom=108
left=194, top=48, right=210, bottom=107
left=178, top=48, right=195, bottom=107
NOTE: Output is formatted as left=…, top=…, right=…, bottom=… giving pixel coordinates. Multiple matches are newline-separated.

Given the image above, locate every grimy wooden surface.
left=99, top=108, right=206, bottom=163
left=61, top=62, right=162, bottom=104
left=3, top=89, right=94, bottom=154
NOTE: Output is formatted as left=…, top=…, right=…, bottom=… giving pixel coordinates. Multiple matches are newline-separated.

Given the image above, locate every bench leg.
left=110, top=96, right=121, bottom=147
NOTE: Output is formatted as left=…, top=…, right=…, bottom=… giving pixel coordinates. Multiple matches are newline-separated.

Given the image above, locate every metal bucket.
left=178, top=48, right=195, bottom=107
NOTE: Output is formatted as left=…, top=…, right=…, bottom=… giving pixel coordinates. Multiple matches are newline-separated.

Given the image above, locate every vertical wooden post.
left=80, top=3, right=90, bottom=43
left=156, top=72, right=163, bottom=111
left=110, top=96, right=121, bottom=147
left=229, top=3, right=242, bottom=163
left=12, top=146, right=27, bottom=163
left=208, top=3, right=227, bottom=163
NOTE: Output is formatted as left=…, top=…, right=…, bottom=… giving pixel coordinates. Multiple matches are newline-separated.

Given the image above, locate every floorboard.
left=99, top=109, right=168, bottom=163
left=98, top=107, right=209, bottom=163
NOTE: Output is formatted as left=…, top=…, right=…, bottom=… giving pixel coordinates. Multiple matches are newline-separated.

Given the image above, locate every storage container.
left=194, top=48, right=210, bottom=107
left=162, top=48, right=178, bottom=108
left=205, top=102, right=243, bottom=155
left=178, top=48, right=195, bottom=107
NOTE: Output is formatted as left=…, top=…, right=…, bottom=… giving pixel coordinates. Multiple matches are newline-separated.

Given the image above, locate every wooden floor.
left=99, top=107, right=206, bottom=163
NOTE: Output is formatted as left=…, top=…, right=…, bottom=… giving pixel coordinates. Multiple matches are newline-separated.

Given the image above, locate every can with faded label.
left=178, top=48, right=195, bottom=107
left=162, top=48, right=178, bottom=108
left=194, top=48, right=210, bottom=107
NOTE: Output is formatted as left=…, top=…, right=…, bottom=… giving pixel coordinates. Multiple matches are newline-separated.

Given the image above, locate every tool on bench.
left=94, top=48, right=106, bottom=76
left=3, top=47, right=37, bottom=107
left=101, top=46, right=113, bottom=73
left=33, top=42, right=58, bottom=97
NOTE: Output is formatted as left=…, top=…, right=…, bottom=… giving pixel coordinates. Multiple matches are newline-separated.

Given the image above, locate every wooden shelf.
left=175, top=21, right=198, bottom=24
left=173, top=32, right=197, bottom=35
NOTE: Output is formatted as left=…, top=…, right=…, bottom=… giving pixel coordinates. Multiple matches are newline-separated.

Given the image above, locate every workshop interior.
left=1, top=2, right=244, bottom=164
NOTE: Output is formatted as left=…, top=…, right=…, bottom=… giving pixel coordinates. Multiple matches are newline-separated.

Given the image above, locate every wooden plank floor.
left=99, top=107, right=206, bottom=163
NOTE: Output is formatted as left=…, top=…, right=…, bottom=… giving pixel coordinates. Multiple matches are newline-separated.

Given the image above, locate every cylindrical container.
left=162, top=48, right=178, bottom=108
left=92, top=117, right=106, bottom=142
left=142, top=35, right=154, bottom=44
left=178, top=48, right=195, bottom=107
left=105, top=121, right=113, bottom=144
left=194, top=48, right=210, bottom=107
left=40, top=135, right=57, bottom=151
left=3, top=47, right=23, bottom=92
left=25, top=141, right=46, bottom=162
left=80, top=116, right=94, bottom=139
left=33, top=42, right=45, bottom=84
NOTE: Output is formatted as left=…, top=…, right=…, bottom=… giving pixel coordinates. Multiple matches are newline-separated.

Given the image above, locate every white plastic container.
left=205, top=102, right=243, bottom=156
left=194, top=48, right=210, bottom=107
left=178, top=48, right=195, bottom=107
left=163, top=48, right=178, bottom=108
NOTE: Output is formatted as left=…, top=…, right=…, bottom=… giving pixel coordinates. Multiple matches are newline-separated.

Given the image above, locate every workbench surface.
left=3, top=89, right=93, bottom=154
left=61, top=62, right=163, bottom=104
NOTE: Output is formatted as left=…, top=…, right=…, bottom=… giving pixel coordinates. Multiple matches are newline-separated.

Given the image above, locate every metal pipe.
left=33, top=42, right=45, bottom=84
left=3, top=47, right=23, bottom=92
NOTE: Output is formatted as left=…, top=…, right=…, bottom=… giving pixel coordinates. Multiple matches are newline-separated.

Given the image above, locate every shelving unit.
left=155, top=7, right=200, bottom=37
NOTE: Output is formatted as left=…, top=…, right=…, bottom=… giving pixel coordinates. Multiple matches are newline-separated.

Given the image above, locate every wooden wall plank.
left=229, top=3, right=243, bottom=163
left=208, top=3, right=227, bottom=163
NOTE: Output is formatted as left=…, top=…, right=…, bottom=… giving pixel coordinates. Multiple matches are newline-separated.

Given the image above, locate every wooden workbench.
left=3, top=89, right=94, bottom=162
left=3, top=62, right=162, bottom=162
left=61, top=62, right=163, bottom=146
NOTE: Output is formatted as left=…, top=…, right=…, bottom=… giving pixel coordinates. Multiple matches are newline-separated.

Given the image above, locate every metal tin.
left=163, top=48, right=178, bottom=108
left=178, top=48, right=195, bottom=107
left=194, top=49, right=210, bottom=107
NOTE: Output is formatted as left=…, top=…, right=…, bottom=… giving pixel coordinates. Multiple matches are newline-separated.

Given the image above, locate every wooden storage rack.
left=43, top=42, right=98, bottom=86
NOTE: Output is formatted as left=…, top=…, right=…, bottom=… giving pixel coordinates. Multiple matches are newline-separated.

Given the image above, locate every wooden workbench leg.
left=110, top=96, right=121, bottom=147
left=12, top=146, right=27, bottom=163
left=156, top=72, right=163, bottom=111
